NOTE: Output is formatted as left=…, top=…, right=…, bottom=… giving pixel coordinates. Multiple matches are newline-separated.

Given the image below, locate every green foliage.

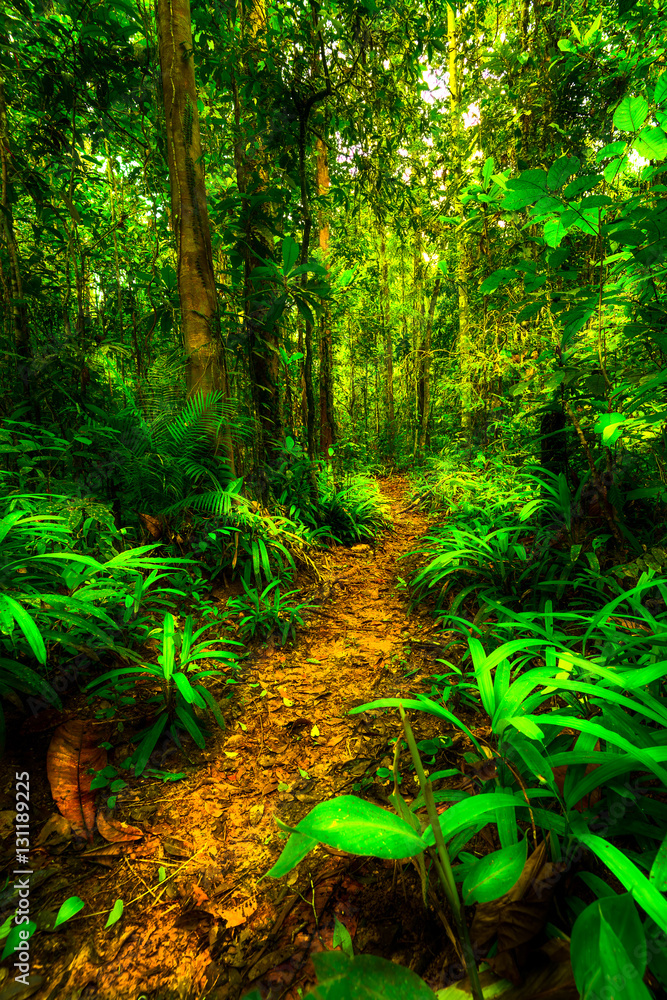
left=317, top=474, right=393, bottom=546
left=226, top=579, right=314, bottom=645
left=0, top=492, right=192, bottom=735
left=87, top=612, right=242, bottom=774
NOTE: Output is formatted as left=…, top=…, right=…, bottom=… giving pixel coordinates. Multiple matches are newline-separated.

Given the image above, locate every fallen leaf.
left=35, top=813, right=75, bottom=848
left=471, top=840, right=568, bottom=984
left=46, top=720, right=109, bottom=841
left=97, top=813, right=144, bottom=844
left=221, top=896, right=257, bottom=928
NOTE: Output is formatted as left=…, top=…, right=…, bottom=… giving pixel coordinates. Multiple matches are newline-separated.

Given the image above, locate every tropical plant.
left=226, top=579, right=314, bottom=645
left=86, top=612, right=242, bottom=775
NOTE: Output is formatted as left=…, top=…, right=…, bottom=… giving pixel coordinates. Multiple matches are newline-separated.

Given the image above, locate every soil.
left=0, top=476, right=570, bottom=1000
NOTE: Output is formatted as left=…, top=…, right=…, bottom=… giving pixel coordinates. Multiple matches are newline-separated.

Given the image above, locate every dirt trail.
left=30, top=476, right=452, bottom=1000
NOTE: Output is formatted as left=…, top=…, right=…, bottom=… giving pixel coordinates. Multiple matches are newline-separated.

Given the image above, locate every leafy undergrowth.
left=1, top=476, right=666, bottom=999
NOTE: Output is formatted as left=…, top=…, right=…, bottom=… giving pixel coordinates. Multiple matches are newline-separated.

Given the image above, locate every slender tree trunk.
left=413, top=231, right=425, bottom=453
left=448, top=3, right=472, bottom=445
left=156, top=0, right=235, bottom=473
left=418, top=277, right=442, bottom=454
left=231, top=0, right=282, bottom=471
left=316, top=137, right=335, bottom=455
left=0, top=82, right=33, bottom=414
left=378, top=225, right=394, bottom=454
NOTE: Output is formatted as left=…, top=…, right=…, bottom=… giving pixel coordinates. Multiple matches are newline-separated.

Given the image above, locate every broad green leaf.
left=590, top=915, right=652, bottom=999
left=463, top=837, right=527, bottom=905
left=544, top=216, right=568, bottom=247
left=650, top=832, right=667, bottom=890
left=267, top=796, right=425, bottom=879
left=547, top=155, right=579, bottom=190
left=584, top=12, right=602, bottom=42
left=594, top=412, right=627, bottom=446
left=267, top=827, right=319, bottom=878
left=511, top=738, right=557, bottom=790
left=634, top=126, right=667, bottom=160
left=54, top=896, right=85, bottom=928
left=332, top=916, right=354, bottom=958
left=132, top=713, right=169, bottom=776
left=173, top=672, right=205, bottom=707
left=468, top=637, right=495, bottom=715
left=436, top=978, right=512, bottom=999
left=596, top=141, right=626, bottom=162
left=282, top=235, right=300, bottom=273
left=531, top=195, right=562, bottom=215
left=502, top=170, right=548, bottom=209
left=563, top=174, right=603, bottom=198
left=309, top=952, right=437, bottom=999
left=613, top=95, right=649, bottom=132
left=604, top=155, right=627, bottom=182
left=655, top=73, right=667, bottom=105
left=571, top=896, right=649, bottom=999
left=479, top=268, right=518, bottom=294
left=334, top=267, right=357, bottom=289
left=105, top=899, right=124, bottom=928
left=611, top=228, right=645, bottom=246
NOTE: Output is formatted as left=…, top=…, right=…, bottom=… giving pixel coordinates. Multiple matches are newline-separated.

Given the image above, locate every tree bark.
left=156, top=0, right=235, bottom=473
left=418, top=276, right=441, bottom=454
left=0, top=81, right=33, bottom=414
left=448, top=3, right=473, bottom=446
left=378, top=225, right=394, bottom=453
left=317, top=137, right=335, bottom=455
left=231, top=0, right=282, bottom=470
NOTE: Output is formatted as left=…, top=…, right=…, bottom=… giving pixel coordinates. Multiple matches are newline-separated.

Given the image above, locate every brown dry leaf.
left=35, top=813, right=74, bottom=847
left=221, top=896, right=258, bottom=929
left=80, top=843, right=125, bottom=866
left=138, top=512, right=163, bottom=539
left=452, top=939, right=576, bottom=1000
left=97, top=812, right=144, bottom=844
left=162, top=835, right=192, bottom=858
left=191, top=884, right=209, bottom=906
left=471, top=840, right=568, bottom=984
left=46, top=720, right=109, bottom=840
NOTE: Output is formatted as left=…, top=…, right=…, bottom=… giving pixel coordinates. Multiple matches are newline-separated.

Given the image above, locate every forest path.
left=57, top=476, right=450, bottom=1000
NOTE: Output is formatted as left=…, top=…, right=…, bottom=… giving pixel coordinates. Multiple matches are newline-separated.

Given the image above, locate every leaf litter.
left=0, top=477, right=578, bottom=1000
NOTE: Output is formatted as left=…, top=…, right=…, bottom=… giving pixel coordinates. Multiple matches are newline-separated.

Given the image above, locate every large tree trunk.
left=155, top=0, right=234, bottom=472
left=232, top=0, right=282, bottom=472
left=317, top=137, right=335, bottom=455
